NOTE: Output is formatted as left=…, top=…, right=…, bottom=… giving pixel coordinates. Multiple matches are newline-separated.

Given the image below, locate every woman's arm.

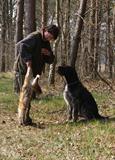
left=16, top=32, right=39, bottom=62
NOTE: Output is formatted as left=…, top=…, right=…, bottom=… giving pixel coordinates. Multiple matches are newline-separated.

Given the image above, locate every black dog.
left=57, top=65, right=107, bottom=122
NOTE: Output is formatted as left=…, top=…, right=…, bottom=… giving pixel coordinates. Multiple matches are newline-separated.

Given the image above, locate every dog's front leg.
left=68, top=105, right=72, bottom=120
left=25, top=103, right=32, bottom=125
left=73, top=106, right=78, bottom=122
left=18, top=88, right=32, bottom=125
left=66, top=98, right=73, bottom=121
left=18, top=104, right=26, bottom=125
left=72, top=99, right=78, bottom=122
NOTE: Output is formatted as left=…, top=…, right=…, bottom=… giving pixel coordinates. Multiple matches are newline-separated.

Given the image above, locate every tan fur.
left=18, top=67, right=33, bottom=125
left=18, top=67, right=42, bottom=125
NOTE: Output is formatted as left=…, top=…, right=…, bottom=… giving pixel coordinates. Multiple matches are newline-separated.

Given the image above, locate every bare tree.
left=113, top=4, right=115, bottom=76
left=13, top=0, right=24, bottom=93
left=106, top=0, right=113, bottom=78
left=60, top=0, right=70, bottom=64
left=41, top=0, right=48, bottom=28
left=93, top=0, right=99, bottom=78
left=0, top=0, right=7, bottom=72
left=70, top=0, right=87, bottom=67
left=6, top=0, right=15, bottom=70
left=24, top=0, right=36, bottom=36
left=88, top=0, right=95, bottom=76
left=48, top=0, right=60, bottom=85
left=15, top=0, right=24, bottom=57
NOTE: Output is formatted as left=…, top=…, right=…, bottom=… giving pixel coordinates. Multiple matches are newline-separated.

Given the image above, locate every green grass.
left=0, top=73, right=115, bottom=160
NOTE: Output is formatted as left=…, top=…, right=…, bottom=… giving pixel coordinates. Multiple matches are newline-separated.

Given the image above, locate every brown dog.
left=18, top=67, right=42, bottom=125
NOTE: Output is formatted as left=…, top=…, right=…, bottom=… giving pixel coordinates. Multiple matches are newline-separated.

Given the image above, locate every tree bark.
left=41, top=0, right=48, bottom=28
left=113, top=4, right=115, bottom=77
left=70, top=0, right=87, bottom=67
left=88, top=0, right=95, bottom=76
left=1, top=0, right=7, bottom=72
left=24, top=0, right=36, bottom=36
left=93, top=0, right=99, bottom=78
left=15, top=0, right=24, bottom=58
left=106, top=0, right=113, bottom=78
left=48, top=0, right=60, bottom=85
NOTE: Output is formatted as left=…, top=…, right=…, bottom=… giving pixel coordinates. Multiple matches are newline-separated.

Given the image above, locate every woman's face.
left=44, top=31, right=54, bottom=41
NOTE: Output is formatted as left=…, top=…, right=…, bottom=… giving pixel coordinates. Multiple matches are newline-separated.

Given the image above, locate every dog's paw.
left=25, top=117, right=33, bottom=125
left=18, top=118, right=25, bottom=126
left=66, top=119, right=77, bottom=123
left=18, top=109, right=25, bottom=125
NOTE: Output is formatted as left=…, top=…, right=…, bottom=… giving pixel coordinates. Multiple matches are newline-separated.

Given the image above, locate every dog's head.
left=31, top=75, right=42, bottom=95
left=57, top=65, right=74, bottom=75
left=57, top=65, right=79, bottom=83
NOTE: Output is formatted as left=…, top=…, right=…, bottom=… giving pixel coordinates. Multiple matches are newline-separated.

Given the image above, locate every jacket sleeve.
left=16, top=33, right=38, bottom=62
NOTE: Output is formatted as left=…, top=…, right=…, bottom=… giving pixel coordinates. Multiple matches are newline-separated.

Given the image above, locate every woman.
left=14, top=24, right=60, bottom=94
left=14, top=24, right=60, bottom=125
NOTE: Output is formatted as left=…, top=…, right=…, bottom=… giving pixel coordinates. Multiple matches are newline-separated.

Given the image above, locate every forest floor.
left=0, top=72, right=115, bottom=160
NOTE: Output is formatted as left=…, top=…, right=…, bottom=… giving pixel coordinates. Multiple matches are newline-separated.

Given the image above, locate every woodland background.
left=0, top=0, right=115, bottom=83
left=0, top=1, right=115, bottom=160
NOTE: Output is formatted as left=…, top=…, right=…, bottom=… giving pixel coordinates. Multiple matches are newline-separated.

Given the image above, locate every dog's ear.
left=61, top=63, right=66, bottom=66
left=61, top=63, right=69, bottom=67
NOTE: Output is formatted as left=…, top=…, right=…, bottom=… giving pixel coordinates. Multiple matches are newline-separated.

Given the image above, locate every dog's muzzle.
left=57, top=66, right=65, bottom=76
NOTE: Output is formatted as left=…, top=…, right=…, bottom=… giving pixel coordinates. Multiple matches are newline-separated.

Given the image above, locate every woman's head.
left=43, top=24, right=60, bottom=41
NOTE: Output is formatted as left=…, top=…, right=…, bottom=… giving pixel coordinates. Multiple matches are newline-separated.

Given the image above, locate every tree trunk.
left=70, top=0, right=87, bottom=67
left=6, top=0, right=14, bottom=70
left=106, top=0, right=113, bottom=78
left=88, top=0, right=95, bottom=76
left=15, top=0, right=24, bottom=58
left=93, top=0, right=99, bottom=78
left=60, top=0, right=65, bottom=64
left=14, top=0, right=24, bottom=93
left=67, top=0, right=70, bottom=62
left=61, top=0, right=70, bottom=64
left=1, top=0, right=7, bottom=72
left=41, top=0, right=48, bottom=28
left=48, top=0, right=60, bottom=85
left=113, top=4, right=115, bottom=77
left=41, top=0, right=48, bottom=74
left=24, top=0, right=36, bottom=36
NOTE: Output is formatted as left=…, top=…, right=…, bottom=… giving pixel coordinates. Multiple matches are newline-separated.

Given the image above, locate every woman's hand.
left=41, top=48, right=50, bottom=56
